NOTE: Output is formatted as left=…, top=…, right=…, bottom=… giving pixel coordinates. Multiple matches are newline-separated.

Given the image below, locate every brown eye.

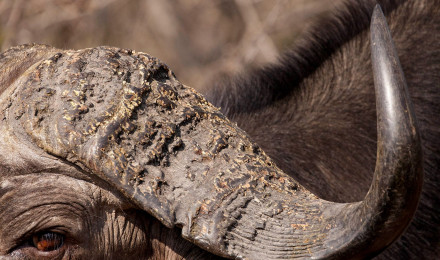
left=32, top=232, right=64, bottom=252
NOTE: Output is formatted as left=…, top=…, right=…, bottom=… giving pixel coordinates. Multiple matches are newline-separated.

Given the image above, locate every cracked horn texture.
left=1, top=44, right=337, bottom=259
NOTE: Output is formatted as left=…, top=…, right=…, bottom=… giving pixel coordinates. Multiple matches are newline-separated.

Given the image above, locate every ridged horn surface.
left=0, top=6, right=422, bottom=257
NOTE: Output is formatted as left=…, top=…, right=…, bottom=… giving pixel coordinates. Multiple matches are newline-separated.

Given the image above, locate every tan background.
left=0, top=0, right=342, bottom=92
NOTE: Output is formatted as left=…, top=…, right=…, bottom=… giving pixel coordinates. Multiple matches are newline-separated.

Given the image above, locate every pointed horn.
left=179, top=5, right=422, bottom=258
left=1, top=6, right=422, bottom=257
left=361, top=2, right=423, bottom=252
left=312, top=5, right=423, bottom=258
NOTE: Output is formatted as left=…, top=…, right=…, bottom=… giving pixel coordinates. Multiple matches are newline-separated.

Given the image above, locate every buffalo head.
left=0, top=6, right=424, bottom=259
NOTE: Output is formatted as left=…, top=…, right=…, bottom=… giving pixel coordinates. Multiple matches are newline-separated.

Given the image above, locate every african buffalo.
left=0, top=0, right=438, bottom=259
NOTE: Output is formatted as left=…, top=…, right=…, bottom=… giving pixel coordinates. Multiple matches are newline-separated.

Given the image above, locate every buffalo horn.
left=0, top=5, right=422, bottom=259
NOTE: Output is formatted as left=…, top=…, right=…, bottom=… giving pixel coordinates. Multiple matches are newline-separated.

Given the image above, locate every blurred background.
left=0, top=0, right=341, bottom=93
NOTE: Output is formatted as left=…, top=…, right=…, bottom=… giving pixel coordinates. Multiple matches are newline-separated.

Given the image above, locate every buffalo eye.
left=32, top=232, right=64, bottom=251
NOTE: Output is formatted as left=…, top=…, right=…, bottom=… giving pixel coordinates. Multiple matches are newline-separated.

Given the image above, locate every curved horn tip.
left=373, top=4, right=384, bottom=18
left=317, top=6, right=423, bottom=259
left=370, top=2, right=419, bottom=142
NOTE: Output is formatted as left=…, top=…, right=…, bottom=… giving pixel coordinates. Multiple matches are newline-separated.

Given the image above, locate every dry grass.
left=0, top=0, right=342, bottom=92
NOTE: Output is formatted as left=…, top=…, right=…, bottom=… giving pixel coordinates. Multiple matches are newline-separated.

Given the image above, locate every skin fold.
left=0, top=136, right=219, bottom=259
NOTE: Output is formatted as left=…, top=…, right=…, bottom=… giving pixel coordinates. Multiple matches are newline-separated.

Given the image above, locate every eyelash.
left=31, top=231, right=65, bottom=252
left=9, top=230, right=67, bottom=259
